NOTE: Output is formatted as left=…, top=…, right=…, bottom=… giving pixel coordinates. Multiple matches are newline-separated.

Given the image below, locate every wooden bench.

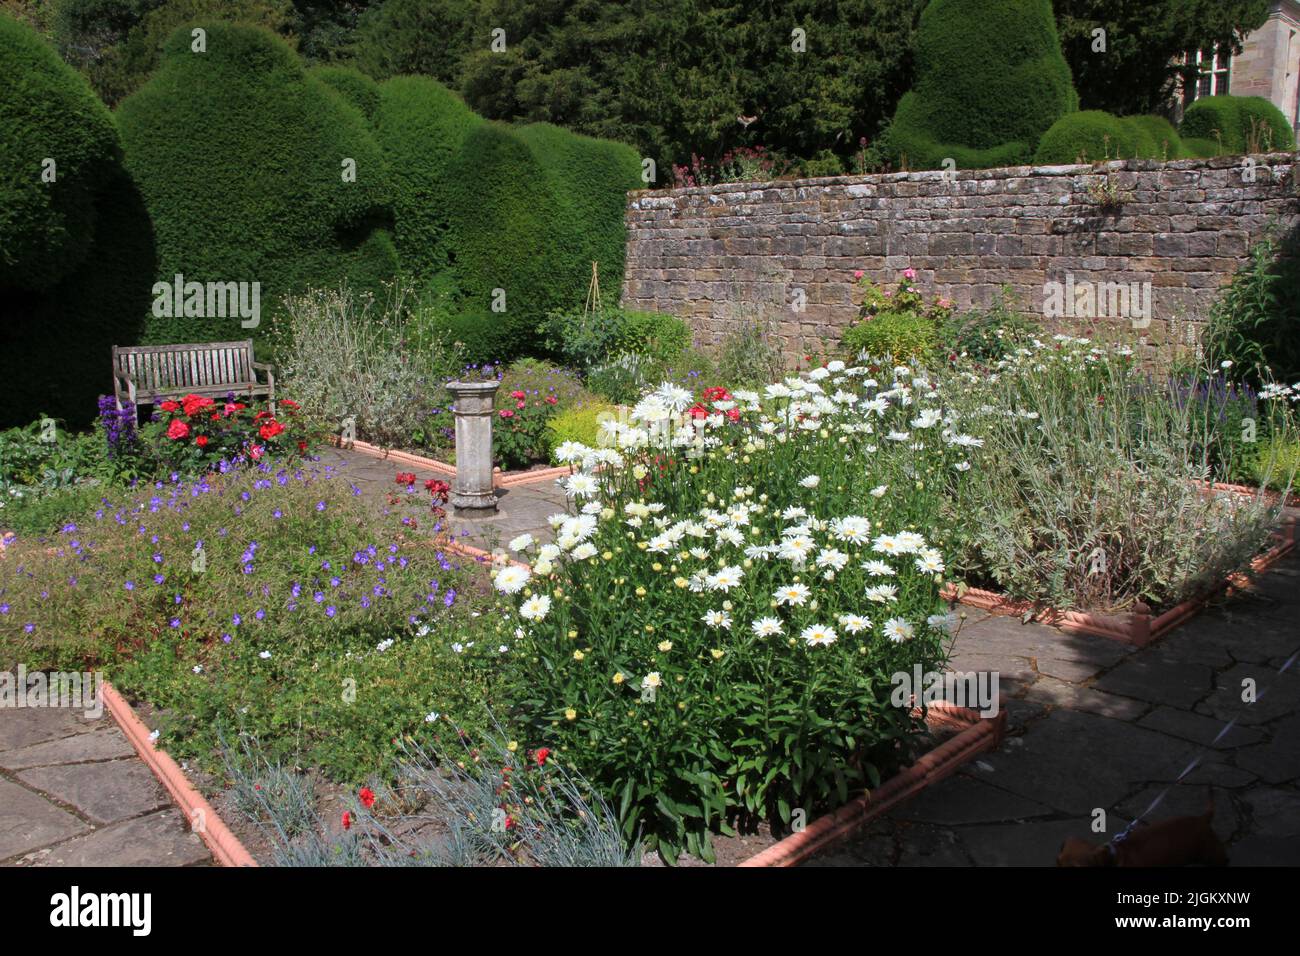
left=112, top=341, right=275, bottom=418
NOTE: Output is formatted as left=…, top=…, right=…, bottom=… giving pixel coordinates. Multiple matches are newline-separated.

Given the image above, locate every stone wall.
left=620, top=154, right=1300, bottom=363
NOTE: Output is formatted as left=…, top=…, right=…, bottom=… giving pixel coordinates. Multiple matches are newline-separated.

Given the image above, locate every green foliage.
left=1247, top=434, right=1300, bottom=492
left=494, top=359, right=597, bottom=469
left=939, top=288, right=1039, bottom=363
left=373, top=76, right=481, bottom=281
left=840, top=271, right=952, bottom=361
left=800, top=149, right=845, bottom=178
left=1202, top=237, right=1300, bottom=386
left=1180, top=95, right=1295, bottom=155
left=714, top=311, right=787, bottom=388
left=115, top=22, right=397, bottom=349
left=885, top=0, right=1077, bottom=170
left=544, top=307, right=691, bottom=373
left=1123, top=115, right=1186, bottom=160
left=1055, top=0, right=1270, bottom=116
left=310, top=64, right=381, bottom=122
left=1032, top=111, right=1180, bottom=164
left=0, top=11, right=119, bottom=291
left=547, top=403, right=617, bottom=461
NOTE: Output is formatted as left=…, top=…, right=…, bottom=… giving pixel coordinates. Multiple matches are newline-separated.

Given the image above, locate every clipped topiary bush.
left=115, top=22, right=397, bottom=347
left=372, top=76, right=482, bottom=281
left=885, top=0, right=1077, bottom=170
left=439, top=122, right=560, bottom=357
left=311, top=65, right=383, bottom=122
left=1033, top=110, right=1135, bottom=164
left=514, top=123, right=643, bottom=320
left=1180, top=95, right=1296, bottom=155
left=1122, top=115, right=1186, bottom=161
left=0, top=12, right=120, bottom=292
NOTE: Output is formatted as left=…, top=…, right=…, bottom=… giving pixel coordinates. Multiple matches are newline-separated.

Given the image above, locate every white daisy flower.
left=774, top=583, right=811, bottom=606
left=865, top=583, right=899, bottom=603
left=800, top=624, right=837, bottom=647
left=751, top=616, right=784, bottom=637
left=861, top=559, right=896, bottom=576
left=882, top=618, right=915, bottom=643
left=706, top=565, right=745, bottom=591
left=493, top=565, right=531, bottom=594
left=799, top=474, right=821, bottom=489
left=703, top=609, right=732, bottom=630
left=571, top=542, right=598, bottom=561
left=508, top=533, right=535, bottom=552
left=519, top=594, right=552, bottom=621
left=838, top=614, right=871, bottom=634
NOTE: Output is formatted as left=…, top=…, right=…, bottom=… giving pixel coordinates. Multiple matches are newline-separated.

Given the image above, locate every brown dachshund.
left=1057, top=802, right=1228, bottom=867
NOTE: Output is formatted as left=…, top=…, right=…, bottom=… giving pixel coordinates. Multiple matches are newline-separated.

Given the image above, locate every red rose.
left=535, top=747, right=551, bottom=767
left=688, top=403, right=708, bottom=420
left=499, top=409, right=514, bottom=419
left=297, top=440, right=307, bottom=453
left=181, top=394, right=214, bottom=417
left=725, top=408, right=740, bottom=422
left=281, top=399, right=299, bottom=409
left=195, top=435, right=209, bottom=448
left=511, top=390, right=526, bottom=401
left=359, top=787, right=376, bottom=809
left=159, top=400, right=180, bottom=412
left=258, top=420, right=285, bottom=440
left=544, top=395, right=557, bottom=405
left=341, top=811, right=352, bottom=831
left=249, top=445, right=263, bottom=460
left=166, top=420, right=190, bottom=440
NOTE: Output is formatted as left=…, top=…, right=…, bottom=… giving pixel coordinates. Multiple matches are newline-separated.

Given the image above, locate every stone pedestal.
left=448, top=380, right=499, bottom=515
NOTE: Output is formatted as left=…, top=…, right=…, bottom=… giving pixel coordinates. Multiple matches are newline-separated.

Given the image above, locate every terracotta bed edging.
left=738, top=702, right=1006, bottom=867
left=1196, top=479, right=1300, bottom=509
left=941, top=519, right=1297, bottom=646
left=101, top=681, right=258, bottom=868
left=327, top=435, right=571, bottom=487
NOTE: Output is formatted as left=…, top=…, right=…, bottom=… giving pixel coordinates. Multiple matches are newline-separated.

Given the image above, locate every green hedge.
left=0, top=13, right=120, bottom=292
left=115, top=22, right=397, bottom=348
left=514, top=123, right=643, bottom=319
left=311, top=65, right=382, bottom=123
left=372, top=76, right=482, bottom=282
left=1180, top=95, right=1295, bottom=155
left=886, top=0, right=1077, bottom=170
left=1034, top=111, right=1190, bottom=165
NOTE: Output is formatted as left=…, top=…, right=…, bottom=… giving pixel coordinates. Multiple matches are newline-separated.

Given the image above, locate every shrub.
left=0, top=462, right=503, bottom=780
left=270, top=285, right=462, bottom=451
left=800, top=150, right=845, bottom=178
left=946, top=340, right=1293, bottom=613
left=494, top=359, right=597, bottom=469
left=311, top=65, right=382, bottom=122
left=1202, top=238, right=1300, bottom=386
left=499, top=372, right=966, bottom=862
left=544, top=308, right=691, bottom=373
left=938, top=287, right=1039, bottom=363
left=1122, top=115, right=1186, bottom=161
left=1180, top=95, right=1295, bottom=155
left=547, top=403, right=617, bottom=461
left=138, top=394, right=312, bottom=475
left=372, top=76, right=481, bottom=281
left=884, top=0, right=1077, bottom=170
left=1247, top=433, right=1300, bottom=492
left=0, top=12, right=120, bottom=292
left=714, top=310, right=787, bottom=388
left=840, top=270, right=952, bottom=362
left=115, top=23, right=398, bottom=347
left=1032, top=111, right=1137, bottom=164
left=515, top=123, right=643, bottom=319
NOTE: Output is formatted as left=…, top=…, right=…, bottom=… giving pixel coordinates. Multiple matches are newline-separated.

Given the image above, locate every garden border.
left=939, top=519, right=1297, bottom=646
left=101, top=681, right=258, bottom=867
left=738, top=702, right=1006, bottom=867
left=327, top=435, right=570, bottom=487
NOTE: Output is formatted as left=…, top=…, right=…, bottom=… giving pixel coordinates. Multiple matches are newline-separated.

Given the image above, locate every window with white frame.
left=1184, top=46, right=1231, bottom=104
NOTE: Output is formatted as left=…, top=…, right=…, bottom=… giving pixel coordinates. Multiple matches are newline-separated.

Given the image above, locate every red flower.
left=258, top=419, right=285, bottom=440
left=499, top=409, right=514, bottom=419
left=297, top=440, right=307, bottom=453
left=535, top=747, right=551, bottom=767
left=166, top=419, right=190, bottom=440
left=342, top=811, right=352, bottom=831
left=515, top=400, right=526, bottom=410
left=281, top=399, right=299, bottom=409
left=395, top=472, right=416, bottom=487
left=195, top=435, right=209, bottom=448
left=249, top=445, right=264, bottom=460
left=688, top=403, right=709, bottom=420
left=254, top=410, right=272, bottom=421
left=181, top=394, right=214, bottom=417
left=544, top=395, right=557, bottom=405
left=511, top=390, right=526, bottom=401
left=359, top=787, right=376, bottom=810
left=159, top=400, right=180, bottom=412
left=725, top=408, right=740, bottom=422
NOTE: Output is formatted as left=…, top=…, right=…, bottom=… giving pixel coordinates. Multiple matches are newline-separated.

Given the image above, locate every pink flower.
left=499, top=409, right=514, bottom=419
left=902, top=268, right=917, bottom=280
left=853, top=270, right=864, bottom=280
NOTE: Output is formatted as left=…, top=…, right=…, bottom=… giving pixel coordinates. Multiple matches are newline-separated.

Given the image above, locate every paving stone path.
left=0, top=707, right=211, bottom=867
left=813, top=548, right=1300, bottom=867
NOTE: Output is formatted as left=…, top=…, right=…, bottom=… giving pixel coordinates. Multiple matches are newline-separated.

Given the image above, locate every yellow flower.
left=635, top=586, right=647, bottom=597
left=674, top=577, right=688, bottom=589
left=567, top=629, right=578, bottom=639
left=602, top=551, right=613, bottom=560
left=507, top=740, right=518, bottom=752
left=565, top=708, right=577, bottom=721
left=612, top=672, right=625, bottom=684
left=657, top=640, right=673, bottom=652
left=711, top=649, right=725, bottom=660
left=573, top=650, right=585, bottom=661
left=651, top=562, right=663, bottom=572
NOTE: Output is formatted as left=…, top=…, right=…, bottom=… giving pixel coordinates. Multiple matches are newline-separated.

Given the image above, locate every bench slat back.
left=114, top=341, right=255, bottom=396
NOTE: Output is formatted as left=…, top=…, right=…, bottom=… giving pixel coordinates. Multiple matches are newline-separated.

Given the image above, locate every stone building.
left=1182, top=0, right=1300, bottom=127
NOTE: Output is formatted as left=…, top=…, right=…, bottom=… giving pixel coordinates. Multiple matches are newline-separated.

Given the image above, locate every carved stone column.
left=447, top=379, right=500, bottom=514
